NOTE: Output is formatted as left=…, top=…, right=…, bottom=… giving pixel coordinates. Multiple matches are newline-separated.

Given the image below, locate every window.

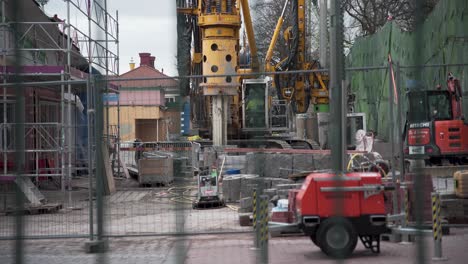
left=165, top=97, right=176, bottom=104
left=407, top=91, right=452, bottom=122
left=428, top=92, right=451, bottom=120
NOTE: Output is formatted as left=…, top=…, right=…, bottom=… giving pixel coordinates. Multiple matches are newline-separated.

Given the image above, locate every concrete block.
left=222, top=175, right=242, bottom=202
left=270, top=178, right=295, bottom=189
left=264, top=154, right=293, bottom=178
left=292, top=154, right=315, bottom=172
left=261, top=177, right=273, bottom=189
left=312, top=154, right=332, bottom=170
left=245, top=153, right=266, bottom=176
left=219, top=155, right=246, bottom=174
left=240, top=174, right=261, bottom=199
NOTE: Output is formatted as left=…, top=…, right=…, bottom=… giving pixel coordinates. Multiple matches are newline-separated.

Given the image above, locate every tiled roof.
left=117, top=65, right=178, bottom=88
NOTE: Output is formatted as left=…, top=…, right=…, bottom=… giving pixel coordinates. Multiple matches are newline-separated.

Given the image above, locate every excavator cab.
left=407, top=90, right=452, bottom=123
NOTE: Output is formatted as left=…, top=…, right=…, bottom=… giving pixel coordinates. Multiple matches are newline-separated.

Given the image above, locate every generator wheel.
left=316, top=217, right=358, bottom=258
left=310, top=232, right=320, bottom=247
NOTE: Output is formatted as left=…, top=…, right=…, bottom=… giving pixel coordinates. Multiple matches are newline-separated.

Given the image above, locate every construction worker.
left=245, top=88, right=265, bottom=128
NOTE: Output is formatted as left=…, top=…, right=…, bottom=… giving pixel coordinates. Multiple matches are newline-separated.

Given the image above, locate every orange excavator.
left=404, top=73, right=468, bottom=165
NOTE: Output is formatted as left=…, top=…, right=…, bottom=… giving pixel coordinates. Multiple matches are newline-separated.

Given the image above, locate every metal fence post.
left=432, top=192, right=447, bottom=261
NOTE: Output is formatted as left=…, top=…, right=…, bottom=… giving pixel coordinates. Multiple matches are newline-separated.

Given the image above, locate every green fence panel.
left=346, top=0, right=468, bottom=141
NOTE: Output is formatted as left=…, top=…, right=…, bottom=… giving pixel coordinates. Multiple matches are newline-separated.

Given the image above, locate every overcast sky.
left=45, top=0, right=178, bottom=76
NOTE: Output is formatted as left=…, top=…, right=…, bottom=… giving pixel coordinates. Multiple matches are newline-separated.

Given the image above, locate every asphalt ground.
left=0, top=227, right=467, bottom=264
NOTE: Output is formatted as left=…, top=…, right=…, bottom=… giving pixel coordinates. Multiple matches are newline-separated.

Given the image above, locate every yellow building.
left=108, top=53, right=181, bottom=142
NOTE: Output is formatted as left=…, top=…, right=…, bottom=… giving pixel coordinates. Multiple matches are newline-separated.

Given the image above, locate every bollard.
left=432, top=192, right=448, bottom=261
left=260, top=195, right=269, bottom=245
left=252, top=187, right=260, bottom=249
left=259, top=195, right=269, bottom=264
left=401, top=186, right=411, bottom=243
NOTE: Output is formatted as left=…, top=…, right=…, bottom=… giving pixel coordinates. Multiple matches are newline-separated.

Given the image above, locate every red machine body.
left=434, top=120, right=468, bottom=155
left=296, top=172, right=385, bottom=218
left=294, top=172, right=389, bottom=257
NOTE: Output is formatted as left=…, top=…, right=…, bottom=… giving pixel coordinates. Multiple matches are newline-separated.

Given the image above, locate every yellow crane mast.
left=178, top=0, right=258, bottom=145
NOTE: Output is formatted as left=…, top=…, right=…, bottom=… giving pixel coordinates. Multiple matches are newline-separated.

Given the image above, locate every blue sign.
left=103, top=94, right=119, bottom=102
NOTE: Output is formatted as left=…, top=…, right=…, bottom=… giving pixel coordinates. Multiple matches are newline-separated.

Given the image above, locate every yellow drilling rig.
left=177, top=0, right=330, bottom=149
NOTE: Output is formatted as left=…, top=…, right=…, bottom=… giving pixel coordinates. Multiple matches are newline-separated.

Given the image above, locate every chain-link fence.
left=2, top=0, right=468, bottom=264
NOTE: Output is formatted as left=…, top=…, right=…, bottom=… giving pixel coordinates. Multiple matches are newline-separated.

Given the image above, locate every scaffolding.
left=0, top=0, right=119, bottom=203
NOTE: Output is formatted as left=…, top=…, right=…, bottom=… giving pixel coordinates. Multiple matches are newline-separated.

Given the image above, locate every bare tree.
left=343, top=0, right=440, bottom=36
left=251, top=0, right=292, bottom=67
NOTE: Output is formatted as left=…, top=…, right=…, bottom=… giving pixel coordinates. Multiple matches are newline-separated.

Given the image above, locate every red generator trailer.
left=404, top=73, right=468, bottom=165
left=295, top=172, right=392, bottom=258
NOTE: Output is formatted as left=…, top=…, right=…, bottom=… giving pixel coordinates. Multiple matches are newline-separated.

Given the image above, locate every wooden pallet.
left=3, top=203, right=63, bottom=215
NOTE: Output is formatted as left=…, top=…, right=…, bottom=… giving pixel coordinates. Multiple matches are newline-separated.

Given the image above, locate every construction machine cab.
left=405, top=80, right=468, bottom=163
left=407, top=90, right=452, bottom=123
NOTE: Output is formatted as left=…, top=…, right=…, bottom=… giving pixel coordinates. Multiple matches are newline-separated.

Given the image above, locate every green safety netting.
left=346, top=0, right=468, bottom=141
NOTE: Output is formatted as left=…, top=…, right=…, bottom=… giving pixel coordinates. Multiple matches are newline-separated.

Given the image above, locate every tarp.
left=346, top=0, right=468, bottom=140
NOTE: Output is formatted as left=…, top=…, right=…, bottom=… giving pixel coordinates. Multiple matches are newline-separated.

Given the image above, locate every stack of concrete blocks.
left=245, top=152, right=332, bottom=178
left=223, top=175, right=295, bottom=203
left=226, top=151, right=333, bottom=226
left=222, top=174, right=243, bottom=202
